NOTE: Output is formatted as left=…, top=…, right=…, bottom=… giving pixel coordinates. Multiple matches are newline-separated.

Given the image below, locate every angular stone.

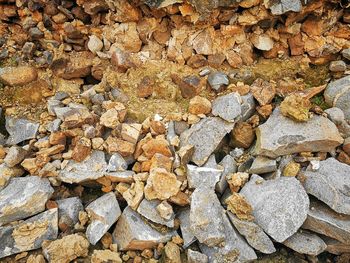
left=180, top=117, right=234, bottom=166
left=283, top=231, right=327, bottom=256
left=5, top=117, right=39, bottom=145
left=4, top=146, right=27, bottom=167
left=207, top=72, right=229, bottom=92
left=323, top=237, right=350, bottom=255
left=0, top=208, right=58, bottom=259
left=0, top=66, right=37, bottom=86
left=303, top=158, right=350, bottom=215
left=91, top=249, right=122, bottom=263
left=86, top=192, right=121, bottom=245
left=254, top=108, right=343, bottom=158
left=156, top=201, right=174, bottom=220
left=251, top=34, right=274, bottom=51
left=342, top=48, right=350, bottom=60
left=56, top=197, right=83, bottom=230
left=0, top=176, right=54, bottom=226
left=58, top=150, right=107, bottom=184
left=188, top=96, right=212, bottom=115
left=216, top=155, right=237, bottom=194
left=249, top=156, right=277, bottom=174
left=137, top=199, right=175, bottom=228
left=240, top=174, right=309, bottom=242
left=267, top=0, right=302, bottom=15
left=178, top=208, right=196, bottom=248
left=187, top=249, right=208, bottom=263
left=227, top=212, right=276, bottom=254
left=302, top=199, right=350, bottom=244
left=112, top=206, right=176, bottom=250
left=329, top=61, right=347, bottom=72
left=186, top=164, right=222, bottom=189
left=212, top=92, right=242, bottom=122
left=107, top=153, right=127, bottom=172
left=105, top=170, right=135, bottom=183
left=241, top=93, right=256, bottom=121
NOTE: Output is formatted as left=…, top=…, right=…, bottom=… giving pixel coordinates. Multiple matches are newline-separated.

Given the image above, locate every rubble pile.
left=0, top=0, right=350, bottom=262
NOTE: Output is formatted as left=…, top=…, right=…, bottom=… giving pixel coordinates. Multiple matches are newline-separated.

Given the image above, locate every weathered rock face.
left=56, top=197, right=83, bottom=231
left=91, top=249, right=122, bottom=263
left=0, top=176, right=54, bottom=226
left=180, top=117, right=234, bottom=166
left=0, top=66, right=38, bottom=86
left=0, top=208, right=58, bottom=259
left=186, top=164, right=222, bottom=189
left=5, top=117, right=39, bottom=145
left=254, top=108, right=343, bottom=158
left=178, top=208, right=196, bottom=248
left=249, top=156, right=277, bottom=174
left=266, top=0, right=302, bottom=15
left=303, top=158, right=350, bottom=215
left=137, top=199, right=175, bottom=228
left=211, top=92, right=242, bottom=122
left=187, top=249, right=208, bottom=263
left=240, top=174, right=309, bottom=242
left=283, top=231, right=327, bottom=256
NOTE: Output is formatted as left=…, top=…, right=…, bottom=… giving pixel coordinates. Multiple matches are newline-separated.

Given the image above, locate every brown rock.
left=142, top=137, right=172, bottom=159
left=106, top=137, right=135, bottom=157
left=208, top=53, right=226, bottom=68
left=257, top=104, right=273, bottom=119
left=171, top=74, right=201, bottom=99
left=250, top=78, right=276, bottom=106
left=72, top=137, right=91, bottom=162
left=91, top=250, right=122, bottom=263
left=163, top=242, right=181, bottom=263
left=0, top=66, right=37, bottom=86
left=283, top=161, right=300, bottom=177
left=288, top=33, right=304, bottom=56
left=227, top=172, right=249, bottom=193
left=169, top=191, right=190, bottom=206
left=343, top=138, right=350, bottom=156
left=111, top=49, right=136, bottom=73
left=122, top=180, right=144, bottom=210
left=188, top=96, right=212, bottom=115
left=226, top=50, right=243, bottom=68
left=150, top=153, right=172, bottom=172
left=49, top=132, right=66, bottom=146
left=121, top=123, right=142, bottom=144
left=280, top=94, right=311, bottom=122
left=100, top=108, right=120, bottom=129
left=226, top=192, right=254, bottom=221
left=301, top=17, right=324, bottom=36
left=187, top=54, right=208, bottom=68
left=338, top=151, right=350, bottom=165
left=150, top=120, right=166, bottom=135
left=231, top=122, right=255, bottom=149
left=137, top=76, right=154, bottom=98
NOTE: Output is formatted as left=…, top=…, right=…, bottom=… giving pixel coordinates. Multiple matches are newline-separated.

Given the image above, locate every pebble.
left=329, top=60, right=347, bottom=72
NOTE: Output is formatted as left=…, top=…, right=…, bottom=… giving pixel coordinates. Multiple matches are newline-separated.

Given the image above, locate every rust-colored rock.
left=231, top=122, right=255, bottom=149
left=188, top=96, right=212, bottom=115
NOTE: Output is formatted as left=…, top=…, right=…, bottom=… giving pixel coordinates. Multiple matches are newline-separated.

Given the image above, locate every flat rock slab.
left=178, top=208, right=196, bottom=248
left=5, top=117, right=39, bottom=145
left=0, top=208, right=58, bottom=259
left=249, top=156, right=277, bottom=174
left=302, top=199, right=350, bottom=245
left=180, top=117, right=234, bottom=166
left=0, top=176, right=54, bottom=226
left=267, top=0, right=302, bottom=15
left=186, top=164, right=222, bottom=189
left=283, top=231, right=327, bottom=256
left=254, top=108, right=343, bottom=158
left=137, top=199, right=175, bottom=228
left=58, top=150, right=107, bottom=184
left=86, top=192, right=121, bottom=245
left=240, top=174, right=309, bottom=242
left=105, top=171, right=135, bottom=183
left=212, top=92, right=241, bottom=122
left=112, top=206, right=176, bottom=251
left=304, top=158, right=350, bottom=215
left=56, top=197, right=83, bottom=229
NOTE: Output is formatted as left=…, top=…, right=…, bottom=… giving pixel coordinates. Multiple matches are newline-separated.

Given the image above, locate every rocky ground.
left=0, top=0, right=350, bottom=262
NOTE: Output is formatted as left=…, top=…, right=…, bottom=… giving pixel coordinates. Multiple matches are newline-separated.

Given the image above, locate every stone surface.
left=254, top=108, right=343, bottom=158
left=226, top=192, right=254, bottom=221
left=329, top=61, right=347, bottom=72
left=280, top=94, right=311, bottom=122
left=86, top=192, right=121, bottom=245
left=0, top=176, right=54, bottom=226
left=137, top=199, right=175, bottom=227
left=5, top=117, right=39, bottom=145
left=323, top=236, right=350, bottom=255
left=240, top=174, right=309, bottom=242
left=58, top=150, right=107, bottom=184
left=231, top=122, right=255, bottom=149
left=251, top=34, right=274, bottom=51
left=250, top=78, right=276, bottom=106
left=342, top=48, right=350, bottom=60
left=106, top=170, right=135, bottom=183
left=91, top=249, right=122, bottom=263
left=207, top=72, right=229, bottom=92
left=178, top=208, right=196, bottom=248
left=212, top=92, right=242, bottom=122
left=303, top=158, right=350, bottom=215
left=163, top=241, right=181, bottom=263
left=186, top=164, right=222, bottom=189
left=88, top=35, right=103, bottom=54
left=187, top=249, right=208, bottom=263
left=112, top=206, right=176, bottom=250
left=0, top=208, right=58, bottom=259
left=227, top=212, right=276, bottom=254
left=180, top=117, right=234, bottom=166
left=283, top=231, right=327, bottom=256
left=4, top=146, right=27, bottom=167
left=188, top=96, right=212, bottom=115
left=0, top=66, right=37, bottom=86
left=107, top=153, right=128, bottom=172
left=241, top=93, right=256, bottom=121
left=267, top=0, right=302, bottom=15
left=217, top=155, right=237, bottom=194
left=56, top=197, right=83, bottom=231
left=249, top=156, right=277, bottom=174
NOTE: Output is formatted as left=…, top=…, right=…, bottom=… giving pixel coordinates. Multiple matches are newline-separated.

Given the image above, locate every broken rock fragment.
left=187, top=249, right=208, bottom=263
left=249, top=156, right=277, bottom=174
left=4, top=146, right=27, bottom=167
left=56, top=197, right=83, bottom=231
left=212, top=92, right=242, bottom=122
left=178, top=208, right=196, bottom=248
left=186, top=164, right=222, bottom=189
left=5, top=117, right=39, bottom=145
left=207, top=72, right=229, bottom=92
left=266, top=0, right=302, bottom=15
left=91, top=249, right=122, bottom=263
left=283, top=231, right=327, bottom=256
left=0, top=66, right=37, bottom=86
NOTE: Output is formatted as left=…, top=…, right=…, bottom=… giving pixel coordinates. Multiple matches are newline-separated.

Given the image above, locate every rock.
left=121, top=123, right=142, bottom=144
left=178, top=208, right=196, bottom=248
left=249, top=156, right=277, bottom=174
left=329, top=61, right=347, bottom=72
left=231, top=122, right=255, bottom=149
left=86, top=192, right=121, bottom=245
left=240, top=174, right=309, bottom=242
left=280, top=94, right=311, bottom=122
left=137, top=76, right=154, bottom=98
left=56, top=197, right=83, bottom=231
left=254, top=108, right=343, bottom=158
left=88, top=35, right=103, bottom=54
left=190, top=188, right=225, bottom=246
left=207, top=72, right=229, bottom=92
left=0, top=66, right=37, bottom=86
left=112, top=206, right=176, bottom=250
left=91, top=249, right=122, bottom=263
left=186, top=164, right=222, bottom=189
left=342, top=48, right=350, bottom=60
left=106, top=170, right=135, bottom=183
left=188, top=96, right=211, bottom=115
left=212, top=92, right=242, bottom=122
left=227, top=212, right=276, bottom=254
left=226, top=192, right=254, bottom=221
left=302, top=199, right=350, bottom=245
left=216, top=155, right=237, bottom=194
left=107, top=153, right=128, bottom=172
left=143, top=0, right=183, bottom=8
left=5, top=117, right=39, bottom=145
left=0, top=176, right=54, bottom=226
left=100, top=108, right=121, bottom=129
left=171, top=74, right=201, bottom=99
left=156, top=201, right=174, bottom=221
left=251, top=34, right=274, bottom=51
left=58, top=150, right=107, bottom=184
left=303, top=158, right=350, bottom=215
left=42, top=234, right=89, bottom=263
left=142, top=137, right=172, bottom=158
left=180, top=117, right=234, bottom=166
left=241, top=93, right=256, bottom=121
left=0, top=209, right=58, bottom=259
left=137, top=199, right=175, bottom=228
left=187, top=249, right=208, bottom=263
left=122, top=180, right=144, bottom=210
left=4, top=146, right=27, bottom=167
left=323, top=237, right=350, bottom=255
left=267, top=0, right=302, bottom=15
left=163, top=242, right=181, bottom=263
left=283, top=231, right=327, bottom=256
left=250, top=78, right=276, bottom=106
left=178, top=145, right=194, bottom=165
left=227, top=172, right=249, bottom=193
left=283, top=161, right=301, bottom=177
left=325, top=107, right=345, bottom=125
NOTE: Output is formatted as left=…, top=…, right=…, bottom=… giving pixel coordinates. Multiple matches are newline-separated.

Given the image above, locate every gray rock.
left=240, top=174, right=309, bottom=242
left=323, top=236, right=350, bottom=255
left=0, top=208, right=58, bottom=259
left=180, top=117, right=234, bottom=166
left=249, top=156, right=277, bottom=174
left=199, top=213, right=257, bottom=263
left=107, top=153, right=127, bottom=172
left=334, top=89, right=350, bottom=122
left=267, top=0, right=302, bottom=15
left=302, top=199, right=350, bottom=244
left=241, top=93, right=256, bottom=121
left=47, top=119, right=62, bottom=133
left=325, top=107, right=345, bottom=125
left=212, top=92, right=242, bottom=122
left=190, top=188, right=225, bottom=246
left=4, top=146, right=27, bottom=167
left=47, top=99, right=62, bottom=116
left=112, top=206, right=176, bottom=250
left=137, top=199, right=175, bottom=228
left=283, top=231, right=327, bottom=256
left=143, top=0, right=183, bottom=8
left=207, top=72, right=229, bottom=92
left=254, top=108, right=343, bottom=158
left=227, top=212, right=276, bottom=254
left=217, top=155, right=237, bottom=194
left=58, top=150, right=107, bottom=184
left=187, top=249, right=208, bottom=263
left=5, top=117, right=39, bottom=145
left=203, top=154, right=218, bottom=168
left=186, top=164, right=222, bottom=189
left=56, top=197, right=83, bottom=229
left=0, top=176, right=54, bottom=226
left=86, top=192, right=121, bottom=245
left=105, top=170, right=135, bottom=183
left=329, top=60, right=347, bottom=72
left=303, top=158, right=350, bottom=215
left=178, top=208, right=196, bottom=248
left=111, top=88, right=129, bottom=103
left=342, top=48, right=350, bottom=60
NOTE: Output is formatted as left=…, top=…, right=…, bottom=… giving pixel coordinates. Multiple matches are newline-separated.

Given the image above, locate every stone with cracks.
left=187, top=249, right=208, bottom=263
left=178, top=208, right=196, bottom=248
left=227, top=212, right=276, bottom=254
left=240, top=174, right=309, bottom=242
left=5, top=117, right=39, bottom=145
left=212, top=92, right=242, bottom=122
left=180, top=117, right=234, bottom=166
left=137, top=199, right=175, bottom=228
left=0, top=208, right=58, bottom=259
left=186, top=164, right=222, bottom=189
left=4, top=146, right=27, bottom=167
left=267, top=0, right=302, bottom=15
left=207, top=72, right=229, bottom=92
left=56, top=197, right=83, bottom=230
left=0, top=176, right=54, bottom=226
left=303, top=158, right=350, bottom=215
left=86, top=192, right=121, bottom=245
left=254, top=108, right=343, bottom=158
left=58, top=150, right=107, bottom=184
left=107, top=153, right=128, bottom=172
left=283, top=231, right=327, bottom=256
left=112, top=206, right=176, bottom=250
